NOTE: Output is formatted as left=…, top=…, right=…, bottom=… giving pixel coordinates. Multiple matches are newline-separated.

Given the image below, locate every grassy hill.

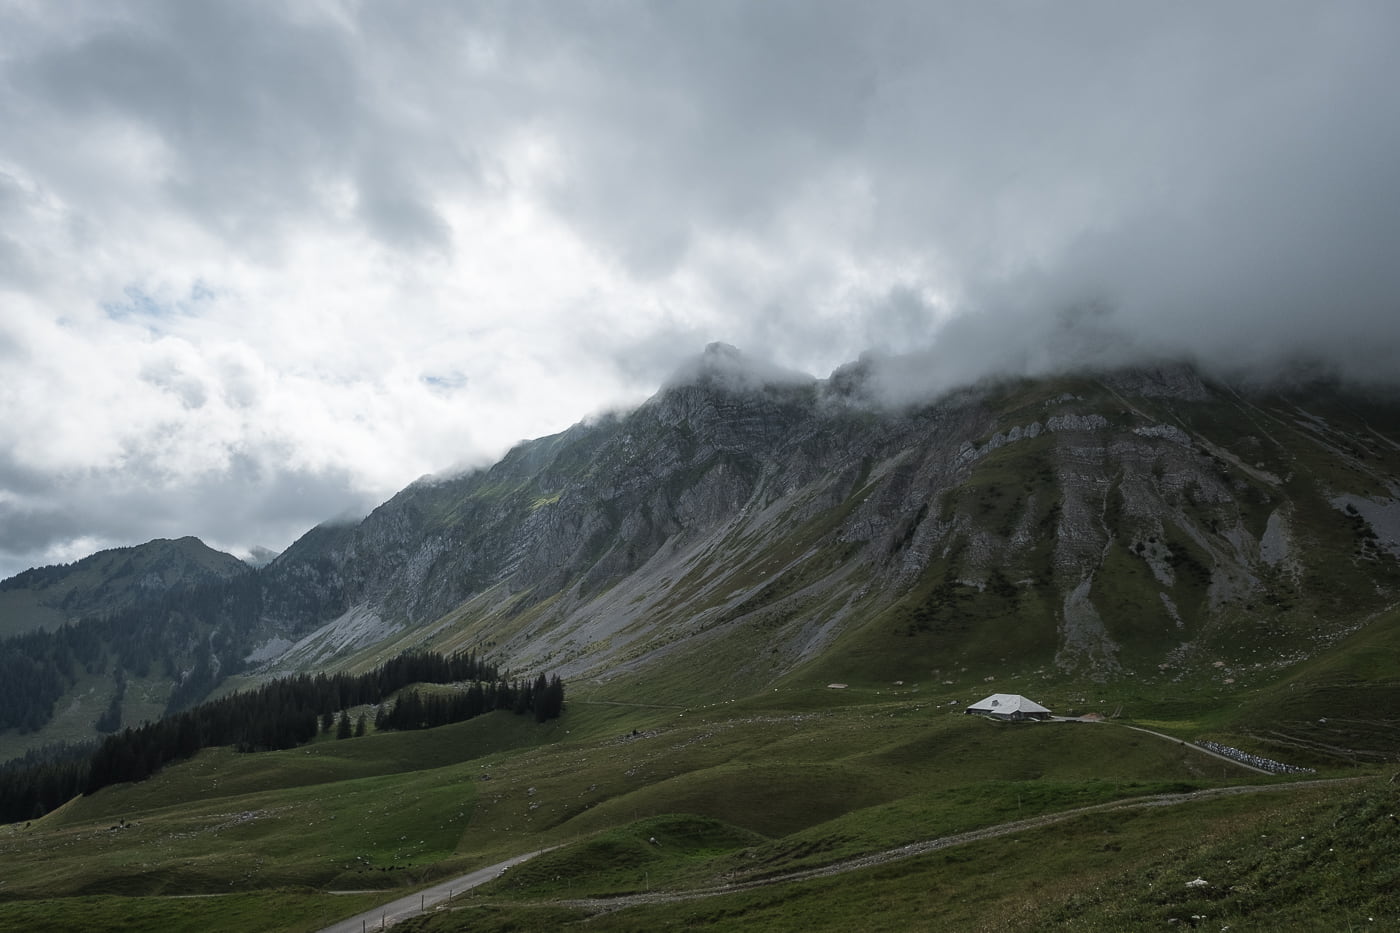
left=11, top=364, right=1400, bottom=765
left=2, top=644, right=1396, bottom=931
left=0, top=537, right=250, bottom=639
left=4, top=364, right=1400, bottom=929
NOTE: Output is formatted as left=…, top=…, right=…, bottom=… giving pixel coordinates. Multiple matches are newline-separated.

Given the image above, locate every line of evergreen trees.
left=0, top=740, right=97, bottom=828
left=1, top=542, right=372, bottom=740
left=84, top=650, right=498, bottom=787
left=377, top=672, right=564, bottom=731
left=0, top=649, right=565, bottom=824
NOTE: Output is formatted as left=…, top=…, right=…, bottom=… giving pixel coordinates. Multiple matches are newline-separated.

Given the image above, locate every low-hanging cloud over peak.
left=2, top=1, right=1399, bottom=578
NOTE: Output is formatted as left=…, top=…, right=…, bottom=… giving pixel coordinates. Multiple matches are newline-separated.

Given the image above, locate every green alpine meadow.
left=4, top=357, right=1400, bottom=930
left=7, top=3, right=1400, bottom=929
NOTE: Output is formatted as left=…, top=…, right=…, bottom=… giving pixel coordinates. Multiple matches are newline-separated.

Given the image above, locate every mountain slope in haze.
left=253, top=348, right=1400, bottom=714
left=0, top=537, right=252, bottom=639
left=6, top=347, right=1400, bottom=763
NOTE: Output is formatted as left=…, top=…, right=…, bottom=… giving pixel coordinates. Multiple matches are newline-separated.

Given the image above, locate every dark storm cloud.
left=487, top=1, right=882, bottom=278
left=354, top=156, right=455, bottom=253
left=12, top=1, right=1396, bottom=357
left=4, top=1, right=1400, bottom=577
left=0, top=171, right=39, bottom=288
left=0, top=450, right=377, bottom=580
left=6, top=1, right=452, bottom=253
left=972, top=3, right=1400, bottom=383
left=463, top=1, right=1400, bottom=382
left=0, top=456, right=86, bottom=568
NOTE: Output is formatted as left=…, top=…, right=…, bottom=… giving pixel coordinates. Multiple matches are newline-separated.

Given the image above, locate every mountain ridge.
left=249, top=357, right=1400, bottom=698
left=0, top=536, right=251, bottom=639
left=5, top=353, right=1400, bottom=760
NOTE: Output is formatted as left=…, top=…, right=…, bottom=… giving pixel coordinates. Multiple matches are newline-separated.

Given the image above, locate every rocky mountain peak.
left=10, top=357, right=1400, bottom=756
left=662, top=342, right=815, bottom=395
left=0, top=536, right=251, bottom=638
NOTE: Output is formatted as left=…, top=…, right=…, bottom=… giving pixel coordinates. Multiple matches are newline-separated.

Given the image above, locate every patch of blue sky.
left=101, top=279, right=221, bottom=325
left=421, top=370, right=469, bottom=394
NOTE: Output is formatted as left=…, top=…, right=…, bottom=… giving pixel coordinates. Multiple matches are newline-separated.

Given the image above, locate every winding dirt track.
left=322, top=777, right=1365, bottom=928
left=318, top=849, right=552, bottom=933
left=542, top=777, right=1365, bottom=915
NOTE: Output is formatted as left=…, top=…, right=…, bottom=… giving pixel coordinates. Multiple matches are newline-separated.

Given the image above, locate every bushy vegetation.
left=0, top=670, right=1393, bottom=933
left=0, top=650, right=564, bottom=823
left=1041, top=781, right=1400, bottom=930
left=4, top=371, right=1400, bottom=931
left=377, top=673, right=564, bottom=732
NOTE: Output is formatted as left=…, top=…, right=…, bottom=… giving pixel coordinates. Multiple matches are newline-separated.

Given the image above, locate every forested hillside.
left=0, top=648, right=562, bottom=822
left=5, top=356, right=1400, bottom=762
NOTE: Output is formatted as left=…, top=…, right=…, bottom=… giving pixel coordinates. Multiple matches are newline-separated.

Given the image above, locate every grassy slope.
left=1228, top=603, right=1400, bottom=764
left=0, top=891, right=388, bottom=933
left=5, top=379, right=1400, bottom=930
left=6, top=657, right=1390, bottom=932
left=0, top=590, right=66, bottom=638
left=431, top=780, right=1396, bottom=933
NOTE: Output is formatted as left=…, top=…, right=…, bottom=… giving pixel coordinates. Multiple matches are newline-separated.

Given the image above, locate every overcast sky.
left=3, top=1, right=1399, bottom=578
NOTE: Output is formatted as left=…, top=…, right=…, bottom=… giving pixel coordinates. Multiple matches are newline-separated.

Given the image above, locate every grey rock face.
left=254, top=360, right=1400, bottom=688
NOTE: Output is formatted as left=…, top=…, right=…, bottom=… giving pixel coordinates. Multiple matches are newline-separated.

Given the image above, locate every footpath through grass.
left=0, top=891, right=387, bottom=933
left=0, top=685, right=1372, bottom=932
left=399, top=779, right=1398, bottom=932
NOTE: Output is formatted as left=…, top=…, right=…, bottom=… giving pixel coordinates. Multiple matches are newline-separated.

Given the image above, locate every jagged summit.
left=823, top=352, right=878, bottom=400
left=9, top=357, right=1400, bottom=757
left=236, top=360, right=1400, bottom=700
left=662, top=342, right=815, bottom=394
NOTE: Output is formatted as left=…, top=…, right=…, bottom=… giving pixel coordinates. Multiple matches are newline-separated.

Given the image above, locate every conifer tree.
left=0, top=647, right=559, bottom=822
left=532, top=673, right=549, bottom=722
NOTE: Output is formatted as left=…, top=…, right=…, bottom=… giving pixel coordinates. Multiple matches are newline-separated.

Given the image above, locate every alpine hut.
left=965, top=693, right=1052, bottom=721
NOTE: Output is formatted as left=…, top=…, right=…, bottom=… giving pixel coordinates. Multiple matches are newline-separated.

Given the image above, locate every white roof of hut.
left=966, top=693, right=1051, bottom=715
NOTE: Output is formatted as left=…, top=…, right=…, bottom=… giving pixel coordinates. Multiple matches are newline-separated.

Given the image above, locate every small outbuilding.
left=965, top=693, right=1052, bottom=721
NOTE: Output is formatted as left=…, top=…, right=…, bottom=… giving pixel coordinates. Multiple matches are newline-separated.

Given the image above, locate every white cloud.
left=2, top=1, right=1400, bottom=577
